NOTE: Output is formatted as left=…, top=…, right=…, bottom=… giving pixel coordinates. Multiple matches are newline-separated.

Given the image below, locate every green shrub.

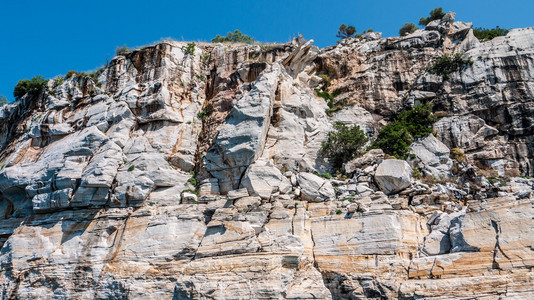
left=320, top=122, right=368, bottom=170
left=13, top=76, right=48, bottom=100
left=371, top=103, right=437, bottom=158
left=419, top=7, right=445, bottom=26
left=187, top=177, right=199, bottom=189
left=336, top=24, right=357, bottom=39
left=315, top=89, right=343, bottom=116
left=336, top=209, right=343, bottom=215
left=212, top=30, right=255, bottom=44
left=412, top=168, right=423, bottom=179
left=183, top=42, right=196, bottom=56
left=128, top=165, right=135, bottom=172
left=473, top=26, right=509, bottom=41
left=371, top=122, right=414, bottom=158
left=427, top=53, right=473, bottom=80
left=197, top=103, right=213, bottom=121
left=399, top=23, right=419, bottom=36
left=396, top=103, right=437, bottom=138
left=115, top=44, right=131, bottom=56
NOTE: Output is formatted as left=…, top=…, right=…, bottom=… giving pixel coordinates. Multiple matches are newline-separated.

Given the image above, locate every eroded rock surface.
left=1, top=14, right=534, bottom=299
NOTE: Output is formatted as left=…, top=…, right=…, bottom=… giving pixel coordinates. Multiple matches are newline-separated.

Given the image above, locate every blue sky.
left=1, top=0, right=533, bottom=101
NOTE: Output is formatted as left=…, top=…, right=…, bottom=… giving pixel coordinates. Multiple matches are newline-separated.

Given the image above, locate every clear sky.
left=1, top=0, right=533, bottom=101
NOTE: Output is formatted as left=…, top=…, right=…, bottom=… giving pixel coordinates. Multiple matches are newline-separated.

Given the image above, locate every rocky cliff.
left=1, top=12, right=534, bottom=299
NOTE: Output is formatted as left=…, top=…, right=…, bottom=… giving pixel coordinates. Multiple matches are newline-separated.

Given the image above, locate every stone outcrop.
left=1, top=12, right=534, bottom=299
left=410, top=134, right=452, bottom=177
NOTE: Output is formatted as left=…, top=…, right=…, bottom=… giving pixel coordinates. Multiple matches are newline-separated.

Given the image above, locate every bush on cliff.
left=13, top=76, right=48, bottom=100
left=320, top=122, right=368, bottom=170
left=371, top=103, right=437, bottom=158
left=473, top=26, right=509, bottom=41
left=427, top=53, right=473, bottom=80
left=183, top=42, right=196, bottom=56
left=212, top=30, right=255, bottom=44
left=419, top=7, right=445, bottom=26
left=399, top=23, right=419, bottom=36
left=115, top=44, right=131, bottom=56
left=315, top=88, right=344, bottom=116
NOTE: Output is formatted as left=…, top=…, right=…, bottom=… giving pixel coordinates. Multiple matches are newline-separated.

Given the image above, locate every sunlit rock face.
left=1, top=14, right=534, bottom=299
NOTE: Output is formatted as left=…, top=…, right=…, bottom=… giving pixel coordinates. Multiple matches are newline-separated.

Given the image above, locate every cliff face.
left=1, top=13, right=534, bottom=299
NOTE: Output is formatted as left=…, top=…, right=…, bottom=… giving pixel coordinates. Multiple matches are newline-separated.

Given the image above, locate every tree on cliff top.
left=336, top=24, right=357, bottom=39
left=13, top=76, right=48, bottom=101
left=212, top=30, right=255, bottom=44
left=473, top=26, right=509, bottom=41
left=419, top=7, right=445, bottom=26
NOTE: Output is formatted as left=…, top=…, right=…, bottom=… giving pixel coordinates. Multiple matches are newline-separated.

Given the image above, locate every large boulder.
left=297, top=172, right=335, bottom=202
left=240, top=159, right=292, bottom=199
left=374, top=160, right=412, bottom=195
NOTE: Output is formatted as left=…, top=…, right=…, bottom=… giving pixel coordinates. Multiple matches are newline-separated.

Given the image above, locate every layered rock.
left=0, top=13, right=534, bottom=299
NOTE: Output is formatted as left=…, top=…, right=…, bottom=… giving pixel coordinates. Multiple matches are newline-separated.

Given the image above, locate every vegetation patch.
left=412, top=168, right=423, bottom=179
left=315, top=89, right=344, bottom=116
left=320, top=122, right=368, bottom=170
left=183, top=42, right=196, bottom=56
left=399, top=23, right=419, bottom=36
left=115, top=45, right=131, bottom=56
left=187, top=176, right=200, bottom=189
left=212, top=30, right=255, bottom=44
left=337, top=24, right=357, bottom=39
left=419, top=7, right=445, bottom=26
left=427, top=53, right=473, bottom=80
left=450, top=148, right=466, bottom=163
left=13, top=76, right=48, bottom=100
left=370, top=103, right=437, bottom=158
left=473, top=26, right=509, bottom=41
left=197, top=103, right=213, bottom=121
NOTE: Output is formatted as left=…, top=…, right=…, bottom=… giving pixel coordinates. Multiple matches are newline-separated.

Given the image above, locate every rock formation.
left=1, top=13, right=534, bottom=299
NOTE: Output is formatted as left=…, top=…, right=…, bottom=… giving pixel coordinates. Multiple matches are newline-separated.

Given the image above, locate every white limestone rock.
left=297, top=172, right=335, bottom=202
left=240, top=159, right=292, bottom=199
left=410, top=134, right=452, bottom=178
left=205, top=64, right=281, bottom=193
left=80, top=141, right=124, bottom=188
left=374, top=159, right=412, bottom=195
